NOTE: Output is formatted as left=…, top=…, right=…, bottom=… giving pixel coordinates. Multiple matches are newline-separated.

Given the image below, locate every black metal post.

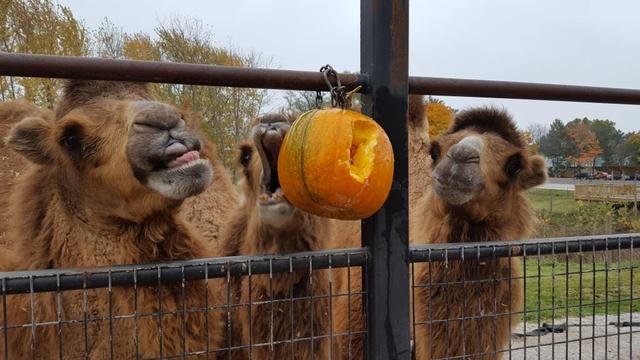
left=360, top=0, right=411, bottom=359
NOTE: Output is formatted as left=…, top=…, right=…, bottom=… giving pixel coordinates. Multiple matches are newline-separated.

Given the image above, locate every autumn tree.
left=567, top=118, right=624, bottom=166
left=566, top=122, right=601, bottom=167
left=426, top=96, right=454, bottom=138
left=91, top=18, right=268, bottom=169
left=0, top=0, right=89, bottom=106
left=539, top=119, right=577, bottom=167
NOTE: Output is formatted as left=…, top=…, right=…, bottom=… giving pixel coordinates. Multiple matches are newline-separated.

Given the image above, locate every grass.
left=522, top=258, right=640, bottom=321
left=527, top=188, right=577, bottom=214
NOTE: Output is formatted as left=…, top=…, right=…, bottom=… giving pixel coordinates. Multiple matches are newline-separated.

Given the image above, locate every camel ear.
left=518, top=155, right=547, bottom=190
left=5, top=116, right=53, bottom=164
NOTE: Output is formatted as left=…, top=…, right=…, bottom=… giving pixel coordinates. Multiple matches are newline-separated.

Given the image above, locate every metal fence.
left=1, top=0, right=640, bottom=359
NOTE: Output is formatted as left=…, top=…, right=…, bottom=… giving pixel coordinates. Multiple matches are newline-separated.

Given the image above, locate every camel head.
left=4, top=81, right=213, bottom=219
left=238, top=113, right=319, bottom=232
left=428, top=107, right=546, bottom=209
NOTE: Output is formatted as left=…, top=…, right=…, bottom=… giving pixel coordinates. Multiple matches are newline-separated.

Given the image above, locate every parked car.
left=613, top=174, right=622, bottom=180
left=594, top=171, right=613, bottom=180
left=575, top=172, right=593, bottom=180
left=625, top=174, right=639, bottom=181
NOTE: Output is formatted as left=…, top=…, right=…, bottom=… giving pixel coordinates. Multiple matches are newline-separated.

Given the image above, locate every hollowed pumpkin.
left=277, top=108, right=394, bottom=220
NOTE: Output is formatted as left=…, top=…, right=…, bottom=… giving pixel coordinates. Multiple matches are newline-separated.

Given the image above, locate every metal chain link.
left=317, top=64, right=349, bottom=109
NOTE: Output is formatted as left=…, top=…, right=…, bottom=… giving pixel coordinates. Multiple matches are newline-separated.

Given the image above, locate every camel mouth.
left=253, top=125, right=286, bottom=203
left=432, top=176, right=479, bottom=206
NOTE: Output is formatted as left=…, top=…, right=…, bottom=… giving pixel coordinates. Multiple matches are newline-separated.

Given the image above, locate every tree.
left=565, top=117, right=623, bottom=166
left=615, top=132, right=640, bottom=166
left=588, top=119, right=624, bottom=165
left=282, top=91, right=324, bottom=114
left=92, top=17, right=269, bottom=169
left=426, top=97, right=455, bottom=138
left=566, top=122, right=601, bottom=167
left=539, top=119, right=577, bottom=167
left=0, top=0, right=89, bottom=106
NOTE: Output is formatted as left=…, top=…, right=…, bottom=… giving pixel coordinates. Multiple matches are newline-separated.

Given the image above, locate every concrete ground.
left=507, top=313, right=640, bottom=359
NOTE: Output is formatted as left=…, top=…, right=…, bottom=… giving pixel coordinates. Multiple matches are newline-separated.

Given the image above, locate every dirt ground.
left=509, top=313, right=640, bottom=359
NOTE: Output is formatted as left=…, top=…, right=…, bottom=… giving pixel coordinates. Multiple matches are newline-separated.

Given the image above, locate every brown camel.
left=412, top=107, right=547, bottom=359
left=0, top=80, right=231, bottom=359
left=221, top=113, right=340, bottom=359
left=0, top=100, right=237, bottom=248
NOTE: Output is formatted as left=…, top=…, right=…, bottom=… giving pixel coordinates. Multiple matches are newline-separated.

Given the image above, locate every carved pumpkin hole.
left=348, top=120, right=378, bottom=183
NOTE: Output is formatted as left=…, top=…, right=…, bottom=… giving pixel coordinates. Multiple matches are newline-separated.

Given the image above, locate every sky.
left=56, top=0, right=640, bottom=133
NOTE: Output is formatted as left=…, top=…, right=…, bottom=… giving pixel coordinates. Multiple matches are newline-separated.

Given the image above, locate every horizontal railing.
left=2, top=53, right=640, bottom=104
left=1, top=234, right=637, bottom=295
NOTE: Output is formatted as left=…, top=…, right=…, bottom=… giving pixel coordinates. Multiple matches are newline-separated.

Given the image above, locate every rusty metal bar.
left=0, top=52, right=362, bottom=91
left=412, top=76, right=640, bottom=104
left=2, top=52, right=640, bottom=104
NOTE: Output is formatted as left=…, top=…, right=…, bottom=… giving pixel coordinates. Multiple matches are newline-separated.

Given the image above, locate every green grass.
left=527, top=188, right=577, bottom=214
left=522, top=259, right=640, bottom=321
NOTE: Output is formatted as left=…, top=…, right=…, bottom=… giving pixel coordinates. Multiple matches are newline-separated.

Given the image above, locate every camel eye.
left=239, top=145, right=253, bottom=167
left=59, top=123, right=84, bottom=159
left=429, top=142, right=441, bottom=161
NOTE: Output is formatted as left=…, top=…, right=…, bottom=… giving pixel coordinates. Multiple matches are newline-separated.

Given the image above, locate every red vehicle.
left=594, top=171, right=613, bottom=180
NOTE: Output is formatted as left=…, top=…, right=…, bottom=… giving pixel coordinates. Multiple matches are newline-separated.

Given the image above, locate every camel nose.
left=448, top=136, right=484, bottom=164
left=133, top=101, right=184, bottom=131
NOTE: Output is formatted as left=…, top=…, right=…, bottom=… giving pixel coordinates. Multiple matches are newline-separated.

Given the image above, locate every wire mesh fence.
left=410, top=234, right=640, bottom=360
left=0, top=235, right=637, bottom=359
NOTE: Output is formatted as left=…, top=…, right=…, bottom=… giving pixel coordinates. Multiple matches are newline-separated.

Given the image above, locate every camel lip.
left=166, top=150, right=201, bottom=168
left=432, top=176, right=476, bottom=193
left=152, top=158, right=210, bottom=174
left=258, top=186, right=287, bottom=205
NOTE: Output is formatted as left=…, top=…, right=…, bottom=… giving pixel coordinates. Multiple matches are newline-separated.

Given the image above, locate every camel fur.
left=412, top=107, right=547, bottom=359
left=0, top=81, right=232, bottom=359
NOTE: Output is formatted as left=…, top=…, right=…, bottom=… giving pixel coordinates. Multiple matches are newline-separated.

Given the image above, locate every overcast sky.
left=57, top=0, right=639, bottom=132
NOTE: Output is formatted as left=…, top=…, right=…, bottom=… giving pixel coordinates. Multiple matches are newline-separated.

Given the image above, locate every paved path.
left=537, top=178, right=640, bottom=192
left=508, top=313, right=640, bottom=359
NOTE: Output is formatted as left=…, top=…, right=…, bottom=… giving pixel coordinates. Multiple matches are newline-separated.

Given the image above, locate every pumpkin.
left=277, top=108, right=394, bottom=220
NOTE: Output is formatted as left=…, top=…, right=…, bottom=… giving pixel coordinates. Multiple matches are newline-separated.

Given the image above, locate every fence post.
left=360, top=0, right=411, bottom=359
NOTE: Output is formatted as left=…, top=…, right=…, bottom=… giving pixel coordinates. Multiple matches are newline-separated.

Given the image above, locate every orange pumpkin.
left=277, top=108, right=394, bottom=220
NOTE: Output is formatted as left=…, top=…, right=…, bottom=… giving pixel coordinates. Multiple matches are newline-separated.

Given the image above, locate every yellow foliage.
left=426, top=100, right=454, bottom=138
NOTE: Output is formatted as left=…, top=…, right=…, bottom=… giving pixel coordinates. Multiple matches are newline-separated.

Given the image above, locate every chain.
left=316, top=64, right=351, bottom=109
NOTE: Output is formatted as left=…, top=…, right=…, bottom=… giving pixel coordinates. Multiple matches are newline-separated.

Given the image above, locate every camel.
left=0, top=80, right=233, bottom=359
left=412, top=107, right=547, bottom=359
left=0, top=100, right=237, bottom=249
left=221, top=113, right=339, bottom=359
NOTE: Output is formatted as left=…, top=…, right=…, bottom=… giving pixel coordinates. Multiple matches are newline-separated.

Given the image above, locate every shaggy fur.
left=407, top=95, right=431, bottom=204
left=0, top=101, right=52, bottom=247
left=0, top=81, right=228, bottom=358
left=447, top=107, right=525, bottom=148
left=412, top=108, right=546, bottom=359
left=221, top=113, right=334, bottom=359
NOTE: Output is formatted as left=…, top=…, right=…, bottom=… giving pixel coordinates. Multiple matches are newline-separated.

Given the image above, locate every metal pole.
left=4, top=53, right=640, bottom=104
left=360, top=0, right=411, bottom=359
